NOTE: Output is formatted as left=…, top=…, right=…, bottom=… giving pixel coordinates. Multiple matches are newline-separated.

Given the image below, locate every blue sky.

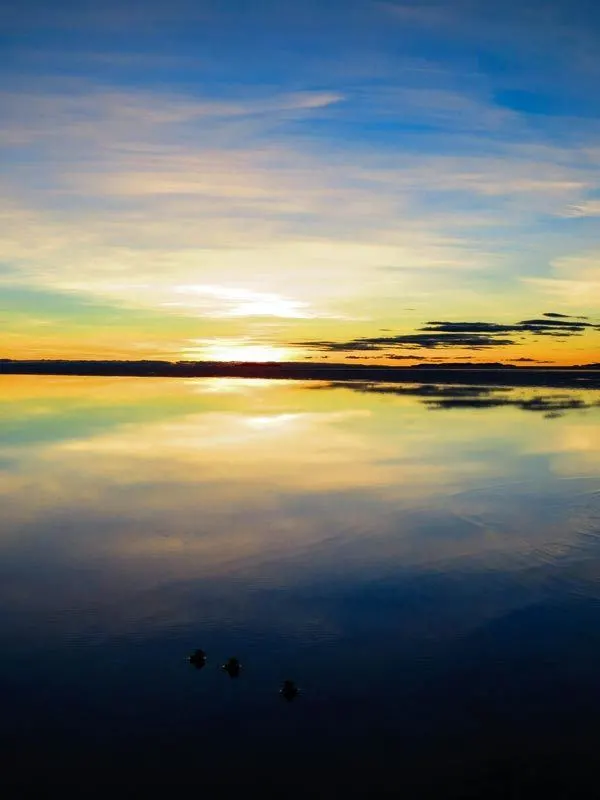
left=1, top=0, right=599, bottom=362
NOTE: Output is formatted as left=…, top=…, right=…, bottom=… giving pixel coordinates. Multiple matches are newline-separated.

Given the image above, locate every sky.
left=1, top=0, right=600, bottom=365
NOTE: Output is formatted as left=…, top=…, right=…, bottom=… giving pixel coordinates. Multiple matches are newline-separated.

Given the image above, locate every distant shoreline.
left=1, top=360, right=599, bottom=389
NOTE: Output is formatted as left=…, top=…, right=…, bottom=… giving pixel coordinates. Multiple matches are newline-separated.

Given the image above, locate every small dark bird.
left=280, top=680, right=299, bottom=701
left=222, top=657, right=242, bottom=678
left=188, top=648, right=207, bottom=669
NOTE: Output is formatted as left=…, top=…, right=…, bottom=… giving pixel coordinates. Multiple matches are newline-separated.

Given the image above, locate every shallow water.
left=1, top=376, right=600, bottom=796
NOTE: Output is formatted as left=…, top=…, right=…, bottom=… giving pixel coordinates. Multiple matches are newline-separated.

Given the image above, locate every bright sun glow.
left=183, top=339, right=292, bottom=362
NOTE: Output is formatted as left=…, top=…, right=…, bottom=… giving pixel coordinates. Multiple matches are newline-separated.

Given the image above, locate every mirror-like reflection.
left=1, top=376, right=600, bottom=796
left=322, top=380, right=600, bottom=416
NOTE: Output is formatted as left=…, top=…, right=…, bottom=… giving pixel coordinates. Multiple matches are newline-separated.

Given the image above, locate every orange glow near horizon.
left=2, top=340, right=598, bottom=367
left=2, top=318, right=598, bottom=367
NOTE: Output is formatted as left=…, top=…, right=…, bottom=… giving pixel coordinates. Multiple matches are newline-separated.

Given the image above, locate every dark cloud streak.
left=298, top=312, right=599, bottom=354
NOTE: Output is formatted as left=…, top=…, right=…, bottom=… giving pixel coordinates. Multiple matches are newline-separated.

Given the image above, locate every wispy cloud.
left=524, top=252, right=600, bottom=308
left=166, top=285, right=315, bottom=319
left=0, top=87, right=343, bottom=147
left=561, top=200, right=600, bottom=218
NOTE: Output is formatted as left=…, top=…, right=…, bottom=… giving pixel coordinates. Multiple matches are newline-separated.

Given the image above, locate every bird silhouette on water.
left=280, top=680, right=299, bottom=701
left=186, top=651, right=300, bottom=701
left=188, top=648, right=207, bottom=669
left=222, top=657, right=242, bottom=678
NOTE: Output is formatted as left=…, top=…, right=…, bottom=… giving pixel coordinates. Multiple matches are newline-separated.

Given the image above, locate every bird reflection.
left=188, top=648, right=207, bottom=669
left=280, top=680, right=299, bottom=702
left=222, top=657, right=242, bottom=678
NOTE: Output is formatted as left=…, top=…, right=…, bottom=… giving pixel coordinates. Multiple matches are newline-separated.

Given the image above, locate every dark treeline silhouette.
left=1, top=359, right=600, bottom=388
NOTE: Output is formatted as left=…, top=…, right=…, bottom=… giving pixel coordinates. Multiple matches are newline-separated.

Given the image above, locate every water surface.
left=1, top=376, right=600, bottom=796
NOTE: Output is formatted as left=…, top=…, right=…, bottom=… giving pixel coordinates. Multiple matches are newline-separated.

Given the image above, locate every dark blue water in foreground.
left=1, top=376, right=600, bottom=796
